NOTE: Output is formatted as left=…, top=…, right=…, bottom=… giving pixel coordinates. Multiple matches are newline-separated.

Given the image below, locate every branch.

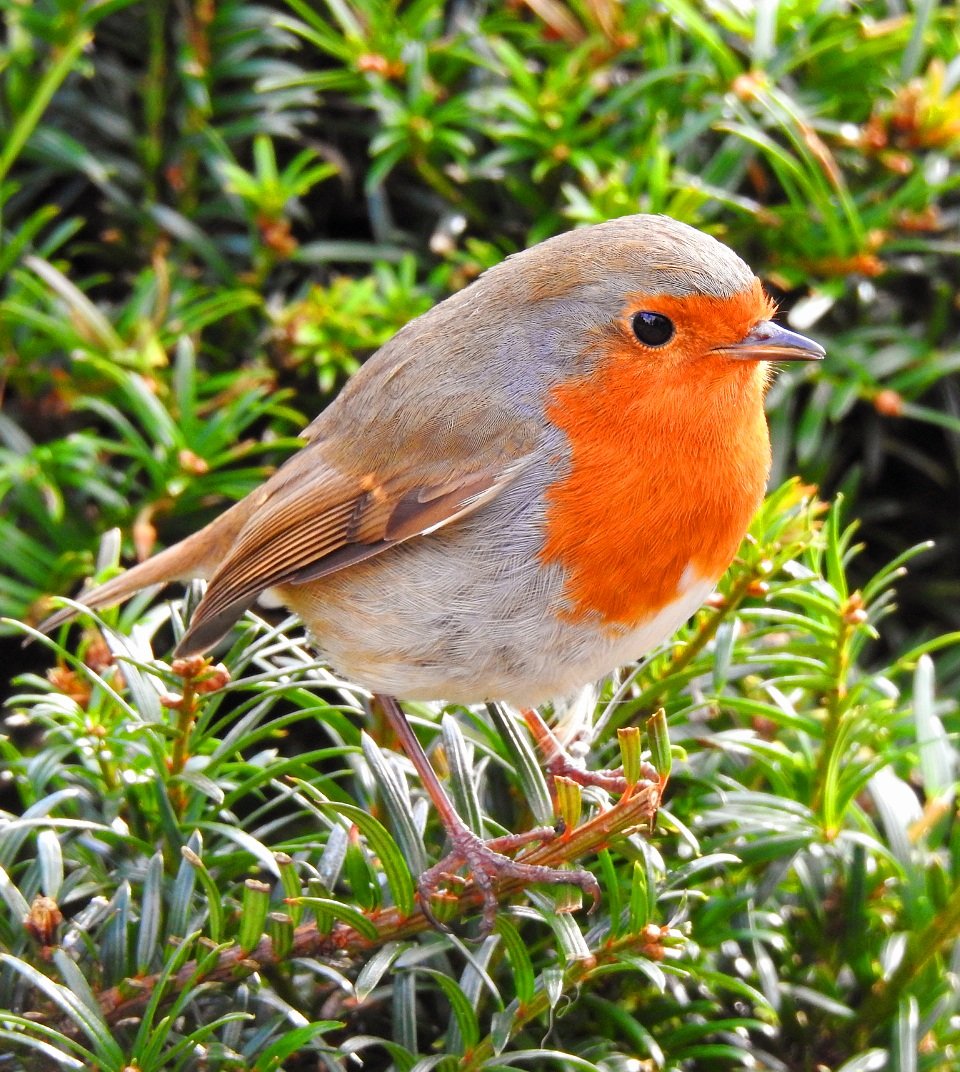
left=81, top=776, right=661, bottom=1029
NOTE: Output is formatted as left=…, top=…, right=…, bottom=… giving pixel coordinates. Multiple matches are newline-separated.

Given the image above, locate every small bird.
left=45, top=214, right=824, bottom=930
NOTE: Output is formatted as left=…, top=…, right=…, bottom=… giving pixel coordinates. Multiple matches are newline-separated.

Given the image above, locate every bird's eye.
left=631, top=311, right=674, bottom=347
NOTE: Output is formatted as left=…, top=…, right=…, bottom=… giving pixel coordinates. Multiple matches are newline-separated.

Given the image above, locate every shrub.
left=1, top=2, right=958, bottom=1068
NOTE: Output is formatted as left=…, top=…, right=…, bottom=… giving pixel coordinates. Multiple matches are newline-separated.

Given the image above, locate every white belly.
left=276, top=521, right=715, bottom=706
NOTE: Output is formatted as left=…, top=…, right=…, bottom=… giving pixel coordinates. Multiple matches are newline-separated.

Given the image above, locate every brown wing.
left=172, top=447, right=529, bottom=656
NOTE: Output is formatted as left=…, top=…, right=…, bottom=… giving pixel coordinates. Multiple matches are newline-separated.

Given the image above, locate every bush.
left=1, top=2, right=958, bottom=1069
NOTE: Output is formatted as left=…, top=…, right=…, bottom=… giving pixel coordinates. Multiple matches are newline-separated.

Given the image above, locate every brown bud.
left=356, top=53, right=405, bottom=78
left=257, top=215, right=298, bottom=257
left=874, top=389, right=904, bottom=417
left=133, top=511, right=158, bottom=562
left=194, top=663, right=231, bottom=694
left=731, top=70, right=768, bottom=102
left=46, top=667, right=92, bottom=708
left=171, top=655, right=209, bottom=680
left=843, top=592, right=869, bottom=625
left=178, top=448, right=209, bottom=475
left=895, top=206, right=941, bottom=233
left=25, top=894, right=62, bottom=951
left=881, top=151, right=913, bottom=175
left=858, top=116, right=888, bottom=152
left=84, top=635, right=116, bottom=674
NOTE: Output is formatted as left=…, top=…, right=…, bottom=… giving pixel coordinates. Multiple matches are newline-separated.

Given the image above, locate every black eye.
left=631, top=311, right=674, bottom=347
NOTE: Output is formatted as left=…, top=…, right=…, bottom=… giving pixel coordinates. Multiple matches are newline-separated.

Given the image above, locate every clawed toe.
left=418, top=826, right=601, bottom=936
left=373, top=696, right=605, bottom=936
left=519, top=706, right=657, bottom=796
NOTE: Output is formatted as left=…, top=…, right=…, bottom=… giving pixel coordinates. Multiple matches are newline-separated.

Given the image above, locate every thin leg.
left=373, top=693, right=467, bottom=833
left=521, top=707, right=658, bottom=795
left=373, top=694, right=601, bottom=935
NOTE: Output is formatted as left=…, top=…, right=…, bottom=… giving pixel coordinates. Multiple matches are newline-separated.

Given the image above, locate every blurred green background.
left=1, top=2, right=959, bottom=1070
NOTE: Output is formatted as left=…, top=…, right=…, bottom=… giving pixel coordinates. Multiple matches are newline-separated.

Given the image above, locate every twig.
left=84, top=775, right=661, bottom=1028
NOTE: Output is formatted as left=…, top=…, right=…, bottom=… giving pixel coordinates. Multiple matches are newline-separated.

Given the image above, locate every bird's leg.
left=373, top=694, right=601, bottom=935
left=520, top=707, right=658, bottom=796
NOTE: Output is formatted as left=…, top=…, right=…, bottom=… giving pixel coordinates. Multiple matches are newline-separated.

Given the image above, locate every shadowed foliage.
left=1, top=2, right=959, bottom=1069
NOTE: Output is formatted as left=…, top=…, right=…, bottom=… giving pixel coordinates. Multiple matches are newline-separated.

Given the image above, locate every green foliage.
left=2, top=486, right=959, bottom=1068
left=1, top=1, right=959, bottom=1069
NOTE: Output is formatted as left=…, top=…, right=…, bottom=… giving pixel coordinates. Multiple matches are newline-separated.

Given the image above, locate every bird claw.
left=519, top=706, right=657, bottom=795
left=418, top=825, right=601, bottom=937
left=547, top=761, right=631, bottom=795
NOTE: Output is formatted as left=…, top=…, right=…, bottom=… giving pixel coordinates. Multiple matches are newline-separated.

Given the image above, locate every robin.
left=43, top=214, right=824, bottom=931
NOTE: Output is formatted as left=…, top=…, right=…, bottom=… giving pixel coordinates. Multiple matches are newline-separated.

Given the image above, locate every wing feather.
left=173, top=453, right=530, bottom=656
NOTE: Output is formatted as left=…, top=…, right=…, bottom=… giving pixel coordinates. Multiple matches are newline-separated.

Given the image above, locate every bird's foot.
left=520, top=707, right=657, bottom=797
left=418, top=824, right=601, bottom=937
left=547, top=760, right=632, bottom=795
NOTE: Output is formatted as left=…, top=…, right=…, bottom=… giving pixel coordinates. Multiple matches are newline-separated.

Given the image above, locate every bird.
left=42, top=213, right=824, bottom=932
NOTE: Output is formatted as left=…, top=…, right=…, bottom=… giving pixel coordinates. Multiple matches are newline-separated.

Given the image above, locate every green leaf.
left=645, top=709, right=672, bottom=782
left=297, top=897, right=379, bottom=940
left=0, top=1020, right=93, bottom=1070
left=421, top=969, right=480, bottom=1055
left=251, top=1020, right=344, bottom=1072
left=239, top=879, right=272, bottom=953
left=101, top=880, right=132, bottom=988
left=36, top=829, right=64, bottom=899
left=360, top=731, right=428, bottom=874
left=355, top=942, right=412, bottom=1003
left=0, top=863, right=31, bottom=921
left=495, top=915, right=535, bottom=1006
left=484, top=703, right=553, bottom=826
left=442, top=714, right=484, bottom=836
left=0, top=31, right=91, bottom=187
left=310, top=796, right=416, bottom=917
left=913, top=655, right=955, bottom=800
left=0, top=954, right=124, bottom=1065
left=628, top=861, right=649, bottom=933
left=179, top=842, right=224, bottom=944
left=198, top=822, right=282, bottom=877
left=136, top=850, right=165, bottom=973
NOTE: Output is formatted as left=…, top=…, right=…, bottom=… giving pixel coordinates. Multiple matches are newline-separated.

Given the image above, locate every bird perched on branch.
left=43, top=214, right=824, bottom=932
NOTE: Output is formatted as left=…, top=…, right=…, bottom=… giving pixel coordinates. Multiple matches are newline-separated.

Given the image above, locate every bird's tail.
left=39, top=497, right=253, bottom=635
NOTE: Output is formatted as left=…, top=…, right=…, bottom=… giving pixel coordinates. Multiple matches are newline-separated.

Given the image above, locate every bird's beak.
left=714, top=320, right=826, bottom=362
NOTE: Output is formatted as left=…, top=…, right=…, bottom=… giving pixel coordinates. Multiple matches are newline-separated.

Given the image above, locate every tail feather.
left=172, top=593, right=257, bottom=658
left=39, top=497, right=254, bottom=637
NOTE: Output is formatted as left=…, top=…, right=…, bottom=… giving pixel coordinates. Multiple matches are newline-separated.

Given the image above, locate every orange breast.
left=540, top=295, right=772, bottom=627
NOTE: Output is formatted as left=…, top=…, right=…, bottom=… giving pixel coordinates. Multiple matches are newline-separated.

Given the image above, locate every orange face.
left=540, top=282, right=778, bottom=628
left=617, top=280, right=777, bottom=369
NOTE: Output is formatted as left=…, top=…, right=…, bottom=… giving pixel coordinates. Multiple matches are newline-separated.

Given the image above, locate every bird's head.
left=494, top=214, right=824, bottom=383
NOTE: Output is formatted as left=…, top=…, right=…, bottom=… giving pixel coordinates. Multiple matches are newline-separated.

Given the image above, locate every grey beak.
left=714, top=320, right=826, bottom=362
